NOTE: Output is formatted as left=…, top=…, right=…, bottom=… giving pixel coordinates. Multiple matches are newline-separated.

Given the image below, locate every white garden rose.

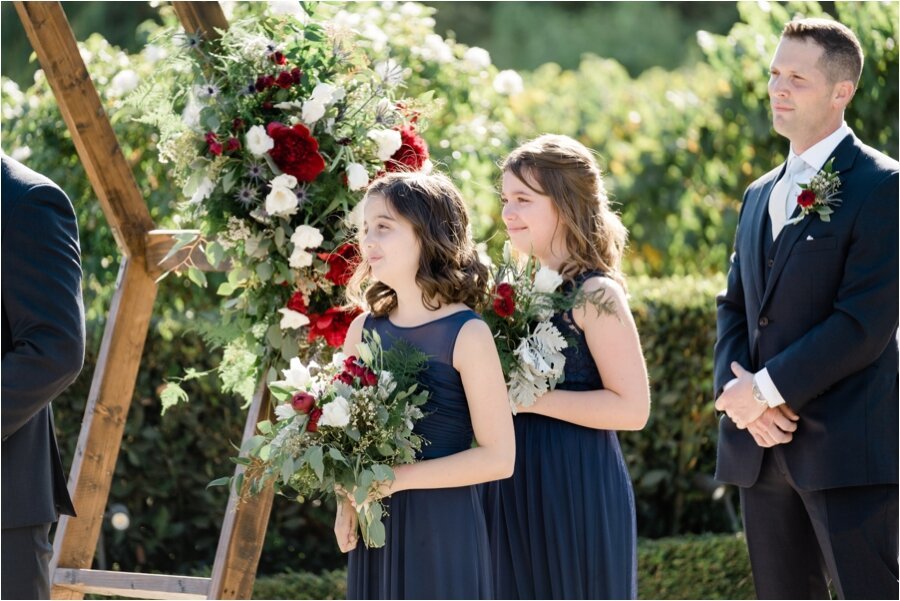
left=246, top=125, right=275, bottom=156
left=310, top=82, right=339, bottom=104
left=319, top=396, right=351, bottom=428
left=291, top=224, right=324, bottom=249
left=265, top=185, right=298, bottom=217
left=493, top=70, right=524, bottom=96
left=289, top=247, right=313, bottom=269
left=533, top=267, right=564, bottom=294
left=346, top=163, right=370, bottom=191
left=302, top=98, right=327, bottom=124
left=270, top=173, right=297, bottom=189
left=367, top=128, right=402, bottom=161
left=278, top=308, right=310, bottom=330
left=463, top=47, right=491, bottom=70
left=279, top=357, right=312, bottom=389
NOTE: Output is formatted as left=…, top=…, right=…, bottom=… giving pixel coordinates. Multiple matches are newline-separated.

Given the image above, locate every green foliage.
left=249, top=533, right=753, bottom=600
left=253, top=568, right=348, bottom=600
left=500, top=0, right=898, bottom=277
left=622, top=275, right=731, bottom=537
left=638, top=533, right=754, bottom=600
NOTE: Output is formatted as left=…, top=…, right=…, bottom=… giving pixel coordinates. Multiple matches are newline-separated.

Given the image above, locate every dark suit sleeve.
left=714, top=191, right=753, bottom=398
left=1, top=183, right=85, bottom=439
left=767, top=171, right=899, bottom=411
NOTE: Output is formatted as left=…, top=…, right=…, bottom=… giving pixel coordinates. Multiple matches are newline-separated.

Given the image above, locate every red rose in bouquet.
left=308, top=306, right=363, bottom=348
left=492, top=283, right=516, bottom=318
left=306, top=407, right=323, bottom=432
left=318, top=243, right=360, bottom=286
left=291, top=391, right=316, bottom=414
left=797, top=189, right=817, bottom=208
left=266, top=122, right=326, bottom=183
left=386, top=125, right=429, bottom=172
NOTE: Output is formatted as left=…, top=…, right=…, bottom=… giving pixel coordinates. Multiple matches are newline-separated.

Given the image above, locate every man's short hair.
left=782, top=18, right=864, bottom=85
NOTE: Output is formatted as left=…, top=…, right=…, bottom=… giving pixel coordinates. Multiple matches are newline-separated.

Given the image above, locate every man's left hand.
left=714, top=362, right=766, bottom=429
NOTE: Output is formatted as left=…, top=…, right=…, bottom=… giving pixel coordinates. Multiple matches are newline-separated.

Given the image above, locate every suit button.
left=767, top=259, right=774, bottom=268
left=759, top=317, right=769, bottom=327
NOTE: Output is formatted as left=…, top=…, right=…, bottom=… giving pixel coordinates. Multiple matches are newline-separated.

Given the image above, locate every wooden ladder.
left=14, top=2, right=275, bottom=598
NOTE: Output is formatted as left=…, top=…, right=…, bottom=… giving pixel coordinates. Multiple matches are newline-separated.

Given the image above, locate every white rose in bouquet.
left=319, top=396, right=352, bottom=428
left=246, top=125, right=275, bottom=156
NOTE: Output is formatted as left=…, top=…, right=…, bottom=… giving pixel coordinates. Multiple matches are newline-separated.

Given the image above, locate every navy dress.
left=347, top=310, right=493, bottom=600
left=483, top=271, right=638, bottom=599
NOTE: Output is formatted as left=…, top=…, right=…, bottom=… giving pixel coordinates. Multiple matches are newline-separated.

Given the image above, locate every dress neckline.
left=384, top=308, right=474, bottom=330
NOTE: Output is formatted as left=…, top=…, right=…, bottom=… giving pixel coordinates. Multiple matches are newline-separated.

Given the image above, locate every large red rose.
left=386, top=125, right=429, bottom=172
left=307, top=306, right=363, bottom=348
left=266, top=122, right=326, bottom=183
left=797, top=189, right=817, bottom=208
left=318, top=243, right=360, bottom=286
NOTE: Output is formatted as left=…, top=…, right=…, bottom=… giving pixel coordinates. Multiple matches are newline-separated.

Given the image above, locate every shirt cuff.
left=754, top=369, right=786, bottom=408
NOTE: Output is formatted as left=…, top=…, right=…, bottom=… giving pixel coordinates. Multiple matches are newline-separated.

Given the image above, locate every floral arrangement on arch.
left=135, top=5, right=431, bottom=406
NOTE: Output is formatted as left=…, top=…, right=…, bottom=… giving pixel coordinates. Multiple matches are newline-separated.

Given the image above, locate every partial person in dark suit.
left=2, top=154, right=84, bottom=599
left=713, top=18, right=899, bottom=600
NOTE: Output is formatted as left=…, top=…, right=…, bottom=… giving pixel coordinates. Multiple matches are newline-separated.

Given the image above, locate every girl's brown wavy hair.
left=502, top=134, right=628, bottom=288
left=346, top=172, right=489, bottom=316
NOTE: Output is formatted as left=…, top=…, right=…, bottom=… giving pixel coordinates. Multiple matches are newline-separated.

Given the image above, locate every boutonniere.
left=785, top=157, right=842, bottom=225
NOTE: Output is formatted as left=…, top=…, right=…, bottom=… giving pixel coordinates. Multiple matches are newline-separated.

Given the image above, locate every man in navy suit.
left=2, top=155, right=84, bottom=598
left=713, top=18, right=898, bottom=599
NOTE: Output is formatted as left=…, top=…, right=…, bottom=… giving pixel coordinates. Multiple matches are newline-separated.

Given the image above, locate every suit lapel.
left=749, top=168, right=782, bottom=305
left=759, top=134, right=860, bottom=311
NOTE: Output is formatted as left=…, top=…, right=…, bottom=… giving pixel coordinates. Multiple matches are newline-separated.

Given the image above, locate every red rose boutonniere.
left=786, top=157, right=842, bottom=225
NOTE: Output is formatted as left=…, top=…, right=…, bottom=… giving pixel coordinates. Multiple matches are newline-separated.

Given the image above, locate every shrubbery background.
left=1, top=0, right=896, bottom=593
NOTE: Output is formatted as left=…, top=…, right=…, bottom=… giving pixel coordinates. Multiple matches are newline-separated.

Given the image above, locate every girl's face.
left=500, top=170, right=565, bottom=262
left=361, top=194, right=421, bottom=289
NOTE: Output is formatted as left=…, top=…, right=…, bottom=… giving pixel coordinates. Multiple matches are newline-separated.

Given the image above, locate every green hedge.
left=624, top=275, right=730, bottom=538
left=252, top=533, right=754, bottom=600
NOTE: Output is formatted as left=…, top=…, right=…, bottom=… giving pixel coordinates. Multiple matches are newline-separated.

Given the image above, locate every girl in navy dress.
left=484, top=134, right=650, bottom=599
left=334, top=172, right=515, bottom=600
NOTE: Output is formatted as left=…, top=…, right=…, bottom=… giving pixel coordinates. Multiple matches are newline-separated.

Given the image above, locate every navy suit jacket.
left=714, top=134, right=899, bottom=491
left=1, top=156, right=82, bottom=527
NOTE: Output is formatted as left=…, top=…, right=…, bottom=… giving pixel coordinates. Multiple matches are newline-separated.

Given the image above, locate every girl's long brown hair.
left=346, top=172, right=489, bottom=316
left=502, top=134, right=628, bottom=288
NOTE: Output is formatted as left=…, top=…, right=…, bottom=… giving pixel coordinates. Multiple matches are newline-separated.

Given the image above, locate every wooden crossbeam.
left=54, top=569, right=210, bottom=601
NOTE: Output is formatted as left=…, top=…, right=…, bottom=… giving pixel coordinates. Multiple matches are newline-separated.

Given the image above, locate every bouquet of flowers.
left=223, top=331, right=429, bottom=548
left=482, top=243, right=615, bottom=412
left=135, top=5, right=431, bottom=407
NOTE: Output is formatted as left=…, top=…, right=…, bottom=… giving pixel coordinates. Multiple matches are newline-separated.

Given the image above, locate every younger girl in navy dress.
left=484, top=134, right=650, bottom=599
left=334, top=172, right=515, bottom=600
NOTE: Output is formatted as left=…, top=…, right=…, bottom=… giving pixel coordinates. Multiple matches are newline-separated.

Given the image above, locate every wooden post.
left=207, top=381, right=276, bottom=599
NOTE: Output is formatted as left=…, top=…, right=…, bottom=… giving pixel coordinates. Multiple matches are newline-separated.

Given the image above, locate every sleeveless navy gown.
left=347, top=310, right=493, bottom=600
left=483, top=271, right=638, bottom=599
